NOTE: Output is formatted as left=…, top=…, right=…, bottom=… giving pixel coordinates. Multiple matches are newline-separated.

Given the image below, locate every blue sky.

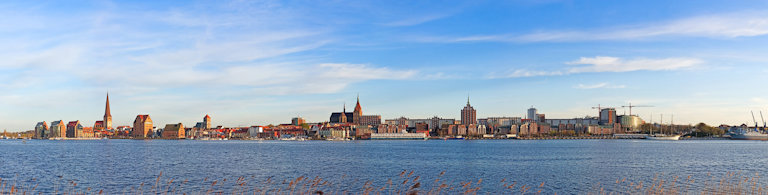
left=2, top=0, right=768, bottom=131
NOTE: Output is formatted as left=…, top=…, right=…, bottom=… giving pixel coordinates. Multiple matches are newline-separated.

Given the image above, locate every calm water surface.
left=2, top=139, right=768, bottom=194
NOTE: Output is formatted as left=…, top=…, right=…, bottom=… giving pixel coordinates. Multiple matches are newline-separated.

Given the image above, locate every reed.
left=2, top=171, right=768, bottom=194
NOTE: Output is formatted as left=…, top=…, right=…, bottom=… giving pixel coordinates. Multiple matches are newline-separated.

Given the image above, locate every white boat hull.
left=645, top=135, right=681, bottom=140
left=731, top=134, right=768, bottom=140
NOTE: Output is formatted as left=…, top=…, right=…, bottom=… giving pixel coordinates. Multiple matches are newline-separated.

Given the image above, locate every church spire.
left=105, top=93, right=111, bottom=117
left=103, top=92, right=113, bottom=130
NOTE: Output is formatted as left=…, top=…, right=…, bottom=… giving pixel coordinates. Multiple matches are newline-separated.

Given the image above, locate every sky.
left=2, top=0, right=768, bottom=131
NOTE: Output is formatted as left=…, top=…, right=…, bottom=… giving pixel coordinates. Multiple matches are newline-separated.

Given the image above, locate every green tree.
left=691, top=123, right=724, bottom=137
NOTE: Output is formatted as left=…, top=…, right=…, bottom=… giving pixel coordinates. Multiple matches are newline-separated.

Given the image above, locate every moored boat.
left=645, top=134, right=681, bottom=140
left=730, top=131, right=768, bottom=140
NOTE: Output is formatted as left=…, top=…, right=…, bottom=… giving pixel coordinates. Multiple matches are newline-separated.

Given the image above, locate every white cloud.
left=566, top=56, right=702, bottom=73
left=501, top=69, right=564, bottom=78
left=418, top=12, right=768, bottom=43
left=575, top=83, right=626, bottom=89
left=494, top=56, right=702, bottom=78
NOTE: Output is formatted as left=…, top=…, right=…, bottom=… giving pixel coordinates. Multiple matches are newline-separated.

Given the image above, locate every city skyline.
left=3, top=1, right=768, bottom=131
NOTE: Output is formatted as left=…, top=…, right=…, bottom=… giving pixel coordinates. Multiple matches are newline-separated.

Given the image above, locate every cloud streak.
left=418, top=12, right=768, bottom=43
left=575, top=83, right=626, bottom=89
left=495, top=56, right=702, bottom=78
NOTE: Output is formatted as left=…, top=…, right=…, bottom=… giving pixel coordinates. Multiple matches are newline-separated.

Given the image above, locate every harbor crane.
left=621, top=102, right=653, bottom=116
left=752, top=111, right=759, bottom=129
left=761, top=111, right=766, bottom=128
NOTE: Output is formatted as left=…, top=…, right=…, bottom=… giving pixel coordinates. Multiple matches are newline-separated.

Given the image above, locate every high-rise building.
left=527, top=107, right=538, bottom=121
left=50, top=120, right=66, bottom=138
left=461, top=96, right=477, bottom=125
left=35, top=121, right=48, bottom=139
left=291, top=117, right=306, bottom=126
left=104, top=93, right=112, bottom=130
left=599, top=108, right=617, bottom=125
left=133, top=115, right=153, bottom=138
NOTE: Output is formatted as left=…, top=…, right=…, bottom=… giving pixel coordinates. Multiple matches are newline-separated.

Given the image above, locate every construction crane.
left=591, top=104, right=616, bottom=110
left=591, top=104, right=616, bottom=118
left=621, top=102, right=653, bottom=116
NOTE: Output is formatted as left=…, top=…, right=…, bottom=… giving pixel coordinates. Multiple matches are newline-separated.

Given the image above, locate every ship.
left=730, top=111, right=768, bottom=140
left=645, top=134, right=681, bottom=140
left=730, top=130, right=768, bottom=140
left=645, top=114, right=680, bottom=140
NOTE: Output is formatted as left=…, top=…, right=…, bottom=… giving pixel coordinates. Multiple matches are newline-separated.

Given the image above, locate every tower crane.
left=621, top=102, right=653, bottom=116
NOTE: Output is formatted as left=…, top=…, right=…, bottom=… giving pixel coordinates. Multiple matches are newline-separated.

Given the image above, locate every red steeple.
left=354, top=94, right=362, bottom=114
left=104, top=93, right=111, bottom=117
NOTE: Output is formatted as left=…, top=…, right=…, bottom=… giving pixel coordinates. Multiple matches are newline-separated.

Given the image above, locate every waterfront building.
left=50, top=120, right=66, bottom=138
left=82, top=127, right=94, bottom=137
left=528, top=107, right=538, bottom=121
left=355, top=126, right=373, bottom=138
left=519, top=122, right=551, bottom=136
left=461, top=96, right=477, bottom=125
left=248, top=126, right=264, bottom=137
left=318, top=125, right=351, bottom=139
left=619, top=115, right=644, bottom=130
left=384, top=117, right=408, bottom=126
left=132, top=115, right=153, bottom=138
left=415, top=123, right=429, bottom=133
left=291, top=117, right=306, bottom=126
left=66, top=120, right=83, bottom=138
left=376, top=124, right=406, bottom=133
left=35, top=121, right=48, bottom=139
left=482, top=117, right=522, bottom=134
left=94, top=121, right=104, bottom=131
left=599, top=108, right=617, bottom=125
left=104, top=93, right=112, bottom=130
left=162, top=123, right=185, bottom=139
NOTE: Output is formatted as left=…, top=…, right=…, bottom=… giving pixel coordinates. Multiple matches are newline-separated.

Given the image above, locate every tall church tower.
left=353, top=94, right=362, bottom=125
left=340, top=104, right=348, bottom=123
left=104, top=93, right=112, bottom=130
left=203, top=114, right=212, bottom=129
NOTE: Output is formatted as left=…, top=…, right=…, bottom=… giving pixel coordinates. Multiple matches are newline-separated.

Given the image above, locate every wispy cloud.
left=566, top=56, right=702, bottom=73
left=575, top=83, right=626, bottom=89
left=493, top=56, right=702, bottom=78
left=417, top=12, right=768, bottom=43
left=382, top=13, right=451, bottom=27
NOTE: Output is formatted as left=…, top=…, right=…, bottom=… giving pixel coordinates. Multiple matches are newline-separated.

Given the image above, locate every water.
left=2, top=139, right=768, bottom=194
